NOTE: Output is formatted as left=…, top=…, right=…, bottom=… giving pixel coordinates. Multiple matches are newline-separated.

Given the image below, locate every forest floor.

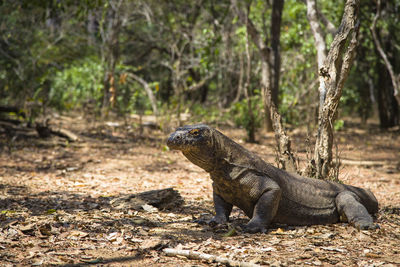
left=0, top=113, right=399, bottom=266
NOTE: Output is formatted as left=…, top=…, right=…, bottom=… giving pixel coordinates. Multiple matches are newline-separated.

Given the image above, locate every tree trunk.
left=244, top=19, right=256, bottom=143
left=306, top=0, right=328, bottom=115
left=376, top=63, right=399, bottom=128
left=263, top=0, right=284, bottom=133
left=270, top=0, right=284, bottom=112
left=370, top=0, right=400, bottom=106
left=100, top=0, right=123, bottom=117
left=310, top=0, right=360, bottom=179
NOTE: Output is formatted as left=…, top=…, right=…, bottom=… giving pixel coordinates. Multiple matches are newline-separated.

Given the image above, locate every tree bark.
left=310, top=0, right=360, bottom=179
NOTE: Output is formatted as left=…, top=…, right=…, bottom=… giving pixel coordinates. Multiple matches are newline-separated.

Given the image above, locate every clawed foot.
left=193, top=214, right=227, bottom=226
left=194, top=215, right=228, bottom=226
left=208, top=215, right=228, bottom=227
left=242, top=221, right=268, bottom=234
left=354, top=220, right=380, bottom=230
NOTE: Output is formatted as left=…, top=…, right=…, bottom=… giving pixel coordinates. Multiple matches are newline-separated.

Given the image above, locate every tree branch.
left=301, top=0, right=336, bottom=35
left=318, top=9, right=337, bottom=35
left=128, top=73, right=159, bottom=115
left=186, top=72, right=215, bottom=92
left=231, top=0, right=266, bottom=52
left=306, top=0, right=327, bottom=69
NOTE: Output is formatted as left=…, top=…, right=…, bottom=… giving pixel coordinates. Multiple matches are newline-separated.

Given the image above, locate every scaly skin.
left=167, top=124, right=379, bottom=233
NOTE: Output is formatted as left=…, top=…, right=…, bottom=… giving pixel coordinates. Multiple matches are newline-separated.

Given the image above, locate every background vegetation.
left=1, top=0, right=399, bottom=131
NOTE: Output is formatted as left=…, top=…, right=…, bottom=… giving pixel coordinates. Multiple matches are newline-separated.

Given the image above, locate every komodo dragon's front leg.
left=336, top=191, right=379, bottom=230
left=210, top=178, right=282, bottom=233
left=209, top=191, right=233, bottom=225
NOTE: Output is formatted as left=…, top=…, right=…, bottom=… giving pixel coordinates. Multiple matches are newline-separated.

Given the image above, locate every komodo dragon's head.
left=167, top=124, right=213, bottom=151
left=167, top=124, right=217, bottom=171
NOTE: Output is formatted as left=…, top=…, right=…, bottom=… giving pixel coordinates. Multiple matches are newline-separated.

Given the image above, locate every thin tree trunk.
left=270, top=0, right=284, bottom=110
left=376, top=61, right=400, bottom=128
left=100, top=0, right=123, bottom=117
left=233, top=53, right=244, bottom=103
left=310, top=0, right=360, bottom=179
left=370, top=0, right=400, bottom=105
left=244, top=18, right=256, bottom=143
left=232, top=0, right=296, bottom=172
left=306, top=0, right=327, bottom=113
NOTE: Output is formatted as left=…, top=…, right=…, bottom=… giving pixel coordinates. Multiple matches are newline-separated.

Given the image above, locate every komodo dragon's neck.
left=181, top=129, right=235, bottom=172
left=212, top=130, right=265, bottom=169
left=182, top=129, right=262, bottom=173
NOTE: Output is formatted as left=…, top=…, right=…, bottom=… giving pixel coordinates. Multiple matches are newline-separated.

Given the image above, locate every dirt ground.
left=0, top=114, right=399, bottom=266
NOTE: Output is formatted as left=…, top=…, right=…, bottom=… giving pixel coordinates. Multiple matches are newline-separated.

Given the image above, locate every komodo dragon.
left=167, top=124, right=379, bottom=233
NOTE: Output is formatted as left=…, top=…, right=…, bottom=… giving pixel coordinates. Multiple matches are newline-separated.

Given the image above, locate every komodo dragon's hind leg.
left=335, top=191, right=379, bottom=230
left=243, top=186, right=281, bottom=233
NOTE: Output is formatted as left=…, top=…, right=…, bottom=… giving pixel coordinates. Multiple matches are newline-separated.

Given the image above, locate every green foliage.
left=189, top=103, right=223, bottom=123
left=0, top=0, right=399, bottom=128
left=334, top=119, right=345, bottom=131
left=50, top=58, right=104, bottom=110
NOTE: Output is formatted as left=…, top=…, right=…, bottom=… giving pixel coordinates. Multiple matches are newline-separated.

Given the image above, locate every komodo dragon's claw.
left=355, top=221, right=380, bottom=230
left=242, top=223, right=268, bottom=234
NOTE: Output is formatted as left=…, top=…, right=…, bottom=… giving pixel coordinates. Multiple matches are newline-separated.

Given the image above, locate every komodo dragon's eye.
left=189, top=129, right=200, bottom=136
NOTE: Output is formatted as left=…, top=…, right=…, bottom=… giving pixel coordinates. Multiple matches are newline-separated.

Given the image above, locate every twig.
left=163, top=248, right=261, bottom=267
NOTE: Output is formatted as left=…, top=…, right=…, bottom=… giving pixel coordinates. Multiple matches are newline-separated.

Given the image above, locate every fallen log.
left=36, top=121, right=79, bottom=142
left=163, top=248, right=261, bottom=267
left=110, top=188, right=183, bottom=211
left=49, top=127, right=79, bottom=142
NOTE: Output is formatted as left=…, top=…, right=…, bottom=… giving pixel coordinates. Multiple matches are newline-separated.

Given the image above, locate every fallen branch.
left=163, top=248, right=260, bottom=267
